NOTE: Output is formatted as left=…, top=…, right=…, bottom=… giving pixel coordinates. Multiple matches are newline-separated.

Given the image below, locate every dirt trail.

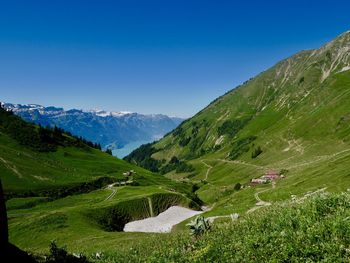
left=217, top=159, right=266, bottom=170
left=201, top=160, right=213, bottom=180
left=246, top=185, right=273, bottom=214
left=294, top=187, right=327, bottom=203
left=104, top=183, right=118, bottom=201
left=285, top=149, right=350, bottom=170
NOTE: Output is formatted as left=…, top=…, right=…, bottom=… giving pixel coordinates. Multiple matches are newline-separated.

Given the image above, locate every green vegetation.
left=229, top=136, right=257, bottom=160
left=0, top=106, right=161, bottom=195
left=251, top=145, right=263, bottom=159
left=124, top=143, right=161, bottom=172
left=57, top=192, right=350, bottom=262
left=105, top=149, right=113, bottom=155
left=124, top=31, right=350, bottom=227
left=217, top=118, right=251, bottom=137
left=43, top=241, right=88, bottom=263
left=0, top=105, right=101, bottom=152
left=160, top=156, right=195, bottom=175
left=87, top=193, right=193, bottom=232
left=186, top=216, right=211, bottom=237
left=6, top=31, right=350, bottom=262
left=1, top=104, right=201, bottom=257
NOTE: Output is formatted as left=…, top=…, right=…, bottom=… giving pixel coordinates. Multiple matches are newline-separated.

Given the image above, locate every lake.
left=112, top=140, right=151, bottom=158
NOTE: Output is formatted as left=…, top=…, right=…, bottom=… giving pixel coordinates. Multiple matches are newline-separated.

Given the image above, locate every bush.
left=45, top=241, right=88, bottom=263
left=105, top=148, right=113, bottom=155
left=187, top=216, right=211, bottom=237
left=234, top=182, right=241, bottom=191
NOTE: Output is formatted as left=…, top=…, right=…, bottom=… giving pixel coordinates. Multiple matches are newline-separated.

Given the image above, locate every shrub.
left=234, top=183, right=241, bottom=191
left=45, top=241, right=88, bottom=263
left=187, top=216, right=211, bottom=237
left=105, top=148, right=113, bottom=155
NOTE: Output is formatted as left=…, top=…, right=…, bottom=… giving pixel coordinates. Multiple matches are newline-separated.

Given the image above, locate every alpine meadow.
left=2, top=2, right=350, bottom=262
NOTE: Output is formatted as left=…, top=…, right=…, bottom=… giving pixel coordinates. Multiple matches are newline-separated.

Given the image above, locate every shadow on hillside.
left=0, top=180, right=36, bottom=263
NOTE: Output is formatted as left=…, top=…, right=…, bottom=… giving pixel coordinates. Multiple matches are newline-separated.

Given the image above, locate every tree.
left=234, top=182, right=241, bottom=191
left=169, top=156, right=179, bottom=164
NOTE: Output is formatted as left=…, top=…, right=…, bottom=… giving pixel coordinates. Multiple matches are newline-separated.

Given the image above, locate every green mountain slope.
left=0, top=106, right=159, bottom=194
left=0, top=106, right=200, bottom=253
left=126, top=31, right=350, bottom=211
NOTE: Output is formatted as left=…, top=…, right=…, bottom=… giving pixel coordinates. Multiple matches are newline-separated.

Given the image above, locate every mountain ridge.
left=125, top=30, right=350, bottom=207
left=1, top=102, right=184, bottom=157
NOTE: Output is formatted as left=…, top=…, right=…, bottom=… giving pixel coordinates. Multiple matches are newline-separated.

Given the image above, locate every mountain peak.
left=87, top=109, right=134, bottom=117
left=321, top=30, right=350, bottom=50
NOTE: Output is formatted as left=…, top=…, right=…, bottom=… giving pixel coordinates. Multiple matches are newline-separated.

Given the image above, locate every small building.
left=123, top=170, right=136, bottom=177
left=263, top=170, right=280, bottom=181
left=250, top=178, right=268, bottom=185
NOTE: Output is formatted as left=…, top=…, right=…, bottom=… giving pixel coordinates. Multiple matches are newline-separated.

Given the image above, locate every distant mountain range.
left=1, top=102, right=184, bottom=157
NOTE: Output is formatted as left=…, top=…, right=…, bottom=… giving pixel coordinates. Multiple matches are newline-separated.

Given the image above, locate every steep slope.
left=126, top=31, right=350, bottom=208
left=1, top=103, right=183, bottom=157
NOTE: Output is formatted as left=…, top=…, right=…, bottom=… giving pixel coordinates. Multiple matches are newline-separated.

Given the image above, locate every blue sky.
left=1, top=0, right=350, bottom=117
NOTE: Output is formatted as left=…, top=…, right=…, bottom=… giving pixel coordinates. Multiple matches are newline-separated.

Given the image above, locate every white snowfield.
left=124, top=206, right=203, bottom=233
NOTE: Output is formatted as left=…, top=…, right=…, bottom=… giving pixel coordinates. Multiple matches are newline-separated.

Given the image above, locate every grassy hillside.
left=8, top=186, right=197, bottom=254
left=126, top=31, right=350, bottom=214
left=0, top=106, right=190, bottom=195
left=95, top=192, right=350, bottom=262
left=0, top=106, right=200, bottom=254
left=5, top=31, right=350, bottom=262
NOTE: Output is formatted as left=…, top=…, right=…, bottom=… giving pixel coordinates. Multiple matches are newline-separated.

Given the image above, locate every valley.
left=126, top=31, right=350, bottom=218
left=1, top=103, right=183, bottom=157
left=2, top=30, right=350, bottom=262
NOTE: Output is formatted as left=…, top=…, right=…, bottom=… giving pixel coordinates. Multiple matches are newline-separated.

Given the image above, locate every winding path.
left=104, top=183, right=118, bottom=201
left=201, top=160, right=213, bottom=180
left=216, top=158, right=266, bottom=170
left=246, top=185, right=273, bottom=214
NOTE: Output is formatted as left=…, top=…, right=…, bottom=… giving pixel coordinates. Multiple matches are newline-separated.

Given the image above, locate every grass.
left=66, top=192, right=350, bottom=262
left=0, top=116, right=199, bottom=256
left=125, top=33, right=350, bottom=219
left=5, top=31, right=350, bottom=261
left=7, top=185, right=196, bottom=254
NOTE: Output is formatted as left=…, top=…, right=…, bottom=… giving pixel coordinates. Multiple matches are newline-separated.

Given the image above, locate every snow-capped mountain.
left=1, top=102, right=184, bottom=157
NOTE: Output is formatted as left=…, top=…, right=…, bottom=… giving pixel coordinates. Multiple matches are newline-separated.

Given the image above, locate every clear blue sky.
left=1, top=0, right=350, bottom=117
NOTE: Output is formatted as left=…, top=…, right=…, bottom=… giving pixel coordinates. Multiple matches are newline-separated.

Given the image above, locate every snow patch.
left=124, top=206, right=203, bottom=233
left=87, top=109, right=133, bottom=117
